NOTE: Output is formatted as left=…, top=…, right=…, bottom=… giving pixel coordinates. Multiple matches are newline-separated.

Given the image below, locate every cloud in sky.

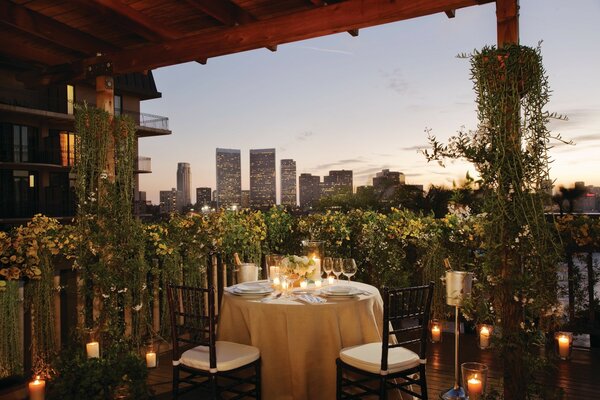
left=401, top=144, right=428, bottom=152
left=296, top=131, right=314, bottom=141
left=315, top=158, right=367, bottom=170
left=382, top=68, right=409, bottom=95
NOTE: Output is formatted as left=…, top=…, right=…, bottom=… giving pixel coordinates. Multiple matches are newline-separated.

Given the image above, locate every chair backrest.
left=167, top=284, right=217, bottom=369
left=381, top=282, right=434, bottom=371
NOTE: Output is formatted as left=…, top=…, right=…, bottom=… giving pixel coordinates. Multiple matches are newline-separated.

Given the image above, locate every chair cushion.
left=180, top=341, right=260, bottom=372
left=340, top=342, right=420, bottom=374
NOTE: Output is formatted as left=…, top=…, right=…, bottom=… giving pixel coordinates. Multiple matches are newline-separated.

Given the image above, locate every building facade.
left=322, top=169, right=353, bottom=197
left=241, top=190, right=251, bottom=209
left=0, top=69, right=170, bottom=225
left=373, top=169, right=405, bottom=200
left=299, top=173, right=321, bottom=209
left=249, top=148, right=276, bottom=209
left=176, top=162, right=191, bottom=208
left=196, top=187, right=212, bottom=207
left=159, top=188, right=179, bottom=214
left=216, top=148, right=241, bottom=208
left=280, top=159, right=297, bottom=206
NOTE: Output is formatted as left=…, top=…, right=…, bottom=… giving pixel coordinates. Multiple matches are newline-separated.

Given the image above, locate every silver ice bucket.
left=444, top=270, right=474, bottom=306
left=236, top=263, right=259, bottom=283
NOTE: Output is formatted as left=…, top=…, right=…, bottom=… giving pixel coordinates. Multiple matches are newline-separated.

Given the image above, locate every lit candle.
left=269, top=266, right=280, bottom=281
left=558, top=335, right=570, bottom=359
left=314, top=279, right=322, bottom=288
left=480, top=326, right=490, bottom=349
left=300, top=280, right=308, bottom=289
left=467, top=375, right=483, bottom=398
left=273, top=277, right=280, bottom=286
left=327, top=275, right=335, bottom=285
left=28, top=376, right=45, bottom=400
left=86, top=341, right=100, bottom=358
left=281, top=280, right=289, bottom=291
left=146, top=351, right=157, bottom=368
left=431, top=325, right=441, bottom=342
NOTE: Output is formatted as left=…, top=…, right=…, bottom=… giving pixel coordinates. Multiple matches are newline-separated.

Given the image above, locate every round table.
left=217, top=281, right=386, bottom=400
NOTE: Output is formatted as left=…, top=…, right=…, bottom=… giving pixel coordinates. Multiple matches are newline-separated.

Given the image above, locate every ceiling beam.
left=196, top=58, right=207, bottom=65
left=347, top=29, right=359, bottom=36
left=32, top=0, right=495, bottom=84
left=309, top=0, right=328, bottom=5
left=183, top=0, right=255, bottom=26
left=0, top=2, right=117, bottom=54
left=496, top=0, right=519, bottom=47
left=266, top=45, right=278, bottom=52
left=445, top=9, right=456, bottom=18
left=0, top=36, right=73, bottom=66
left=73, top=0, right=183, bottom=42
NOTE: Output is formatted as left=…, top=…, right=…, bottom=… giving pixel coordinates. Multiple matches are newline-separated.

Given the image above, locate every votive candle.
left=86, top=341, right=100, bottom=358
left=467, top=375, right=483, bottom=398
left=479, top=326, right=490, bottom=349
left=558, top=334, right=570, bottom=359
left=269, top=266, right=280, bottom=281
left=314, top=279, right=322, bottom=288
left=146, top=351, right=157, bottom=368
left=327, top=276, right=335, bottom=285
left=28, top=376, right=45, bottom=400
left=273, top=277, right=280, bottom=286
left=300, top=280, right=308, bottom=289
left=431, top=325, right=441, bottom=343
left=281, top=280, right=289, bottom=291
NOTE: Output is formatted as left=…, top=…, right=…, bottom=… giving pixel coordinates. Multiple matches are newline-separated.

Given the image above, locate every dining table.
left=217, top=280, right=405, bottom=400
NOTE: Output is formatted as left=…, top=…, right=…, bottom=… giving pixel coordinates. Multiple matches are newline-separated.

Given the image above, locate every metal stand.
left=440, top=305, right=465, bottom=399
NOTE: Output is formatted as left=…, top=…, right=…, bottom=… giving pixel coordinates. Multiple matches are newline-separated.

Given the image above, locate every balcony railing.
left=136, top=156, right=152, bottom=173
left=121, top=110, right=169, bottom=130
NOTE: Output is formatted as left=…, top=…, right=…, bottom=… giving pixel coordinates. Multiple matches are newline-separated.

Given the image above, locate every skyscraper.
left=216, top=148, right=241, bottom=208
left=177, top=162, right=191, bottom=208
left=159, top=188, right=179, bottom=214
left=299, top=173, right=321, bottom=209
left=196, top=187, right=212, bottom=206
left=280, top=159, right=297, bottom=206
left=322, top=170, right=353, bottom=197
left=249, top=148, right=276, bottom=209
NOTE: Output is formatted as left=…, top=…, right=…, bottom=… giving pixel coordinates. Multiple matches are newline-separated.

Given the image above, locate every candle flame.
left=481, top=326, right=490, bottom=335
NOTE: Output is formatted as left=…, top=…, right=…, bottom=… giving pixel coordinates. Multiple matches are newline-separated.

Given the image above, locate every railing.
left=136, top=156, right=151, bottom=173
left=121, top=110, right=169, bottom=130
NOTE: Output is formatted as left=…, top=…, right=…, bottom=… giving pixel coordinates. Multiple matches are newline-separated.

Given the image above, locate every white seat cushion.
left=180, top=341, right=260, bottom=372
left=340, top=342, right=420, bottom=374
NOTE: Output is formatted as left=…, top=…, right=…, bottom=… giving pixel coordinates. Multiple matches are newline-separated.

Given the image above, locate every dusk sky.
left=139, top=0, right=600, bottom=204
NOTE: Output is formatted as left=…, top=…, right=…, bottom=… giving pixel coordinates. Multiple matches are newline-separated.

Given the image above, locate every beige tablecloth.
left=217, top=281, right=388, bottom=400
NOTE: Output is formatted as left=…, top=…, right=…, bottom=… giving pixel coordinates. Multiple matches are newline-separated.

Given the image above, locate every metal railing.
left=136, top=156, right=152, bottom=172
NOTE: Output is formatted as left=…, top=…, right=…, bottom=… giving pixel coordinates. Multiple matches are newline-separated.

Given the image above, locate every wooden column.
left=496, top=0, right=519, bottom=48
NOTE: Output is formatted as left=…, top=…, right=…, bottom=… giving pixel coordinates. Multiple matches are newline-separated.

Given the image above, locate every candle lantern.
left=28, top=375, right=46, bottom=400
left=477, top=324, right=493, bottom=350
left=429, top=319, right=443, bottom=343
left=145, top=341, right=158, bottom=368
left=461, top=362, right=488, bottom=400
left=302, top=240, right=324, bottom=280
left=555, top=331, right=573, bottom=360
left=266, top=255, right=283, bottom=282
left=86, top=331, right=100, bottom=359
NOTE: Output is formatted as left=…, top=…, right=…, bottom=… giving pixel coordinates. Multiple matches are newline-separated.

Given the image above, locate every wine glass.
left=332, top=258, right=343, bottom=284
left=323, top=257, right=333, bottom=280
left=342, top=258, right=357, bottom=284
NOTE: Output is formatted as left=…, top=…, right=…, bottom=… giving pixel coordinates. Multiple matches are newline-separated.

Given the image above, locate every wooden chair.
left=336, top=282, right=434, bottom=399
left=167, top=284, right=261, bottom=399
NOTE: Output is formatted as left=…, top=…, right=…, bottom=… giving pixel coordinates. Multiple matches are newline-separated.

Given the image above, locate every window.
left=114, top=94, right=122, bottom=116
left=67, top=85, right=74, bottom=115
left=4, top=124, right=38, bottom=163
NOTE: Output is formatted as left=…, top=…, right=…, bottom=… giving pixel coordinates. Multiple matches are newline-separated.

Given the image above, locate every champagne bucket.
left=445, top=271, right=474, bottom=306
left=236, top=263, right=259, bottom=283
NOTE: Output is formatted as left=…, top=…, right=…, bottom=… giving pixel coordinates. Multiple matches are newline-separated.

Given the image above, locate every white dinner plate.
left=231, top=286, right=274, bottom=296
left=319, top=287, right=362, bottom=298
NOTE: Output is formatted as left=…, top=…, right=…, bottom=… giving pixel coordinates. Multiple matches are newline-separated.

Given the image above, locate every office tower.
left=241, top=190, right=251, bottom=209
left=216, top=148, right=242, bottom=207
left=159, top=188, right=179, bottom=214
left=249, top=148, right=276, bottom=209
left=196, top=187, right=212, bottom=206
left=280, top=159, right=297, bottom=206
left=177, top=162, right=191, bottom=208
left=373, top=169, right=405, bottom=198
left=299, top=173, right=321, bottom=209
left=322, top=170, right=353, bottom=197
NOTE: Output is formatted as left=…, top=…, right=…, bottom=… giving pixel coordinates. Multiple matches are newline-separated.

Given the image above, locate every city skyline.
left=138, top=0, right=600, bottom=204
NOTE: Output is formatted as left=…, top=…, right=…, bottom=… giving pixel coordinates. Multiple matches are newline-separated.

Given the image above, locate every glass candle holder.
left=266, top=254, right=283, bottom=282
left=429, top=319, right=442, bottom=343
left=28, top=375, right=46, bottom=400
left=145, top=342, right=158, bottom=368
left=461, top=362, right=488, bottom=400
left=555, top=331, right=573, bottom=360
left=477, top=324, right=493, bottom=350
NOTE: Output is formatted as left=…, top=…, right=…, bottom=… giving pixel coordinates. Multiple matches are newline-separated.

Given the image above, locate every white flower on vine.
left=100, top=172, right=108, bottom=180
left=102, top=293, right=109, bottom=299
left=133, top=304, right=143, bottom=312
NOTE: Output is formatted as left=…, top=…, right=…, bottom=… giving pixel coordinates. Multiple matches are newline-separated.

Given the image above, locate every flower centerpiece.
left=280, top=255, right=316, bottom=282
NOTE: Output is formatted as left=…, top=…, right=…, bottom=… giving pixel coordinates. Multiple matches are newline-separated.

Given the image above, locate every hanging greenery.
left=0, top=281, right=22, bottom=379
left=426, top=43, right=563, bottom=399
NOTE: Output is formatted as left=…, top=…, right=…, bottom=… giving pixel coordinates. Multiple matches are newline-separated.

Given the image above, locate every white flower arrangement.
left=280, top=255, right=316, bottom=279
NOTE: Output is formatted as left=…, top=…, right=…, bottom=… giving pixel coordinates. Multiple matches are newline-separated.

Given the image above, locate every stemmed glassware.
left=342, top=258, right=357, bottom=283
left=323, top=257, right=333, bottom=281
left=332, top=258, right=343, bottom=284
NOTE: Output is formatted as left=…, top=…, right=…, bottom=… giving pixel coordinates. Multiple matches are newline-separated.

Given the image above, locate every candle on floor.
left=558, top=334, right=570, bottom=359
left=479, top=326, right=491, bottom=349
left=327, top=276, right=335, bottom=285
left=86, top=341, right=100, bottom=358
left=146, top=351, right=157, bottom=368
left=314, top=279, right=322, bottom=288
left=431, top=325, right=441, bottom=342
left=28, top=376, right=45, bottom=400
left=467, top=375, right=483, bottom=398
left=300, top=280, right=308, bottom=289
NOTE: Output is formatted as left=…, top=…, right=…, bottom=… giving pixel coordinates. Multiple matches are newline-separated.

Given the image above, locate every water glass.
left=332, top=258, right=343, bottom=283
left=323, top=257, right=333, bottom=280
left=342, top=258, right=357, bottom=283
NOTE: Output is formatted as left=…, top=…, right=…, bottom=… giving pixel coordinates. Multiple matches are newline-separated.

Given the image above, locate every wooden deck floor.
left=2, top=333, right=598, bottom=399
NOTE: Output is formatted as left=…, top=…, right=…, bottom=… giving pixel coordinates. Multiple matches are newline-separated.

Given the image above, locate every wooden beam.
left=347, top=29, right=359, bottom=36
left=196, top=58, right=207, bottom=65
left=183, top=0, right=255, bottom=26
left=309, top=0, right=328, bottom=5
left=496, top=0, right=519, bottom=47
left=0, top=36, right=72, bottom=66
left=73, top=0, right=183, bottom=42
left=266, top=45, right=278, bottom=52
left=0, top=2, right=117, bottom=54
left=445, top=9, right=456, bottom=18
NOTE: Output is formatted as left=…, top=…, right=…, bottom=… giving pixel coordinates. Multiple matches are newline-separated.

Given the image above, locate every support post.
left=496, top=0, right=519, bottom=48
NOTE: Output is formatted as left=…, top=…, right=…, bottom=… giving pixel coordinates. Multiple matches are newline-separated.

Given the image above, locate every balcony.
left=135, top=156, right=152, bottom=173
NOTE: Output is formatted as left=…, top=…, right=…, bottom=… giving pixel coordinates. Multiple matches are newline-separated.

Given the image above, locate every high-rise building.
left=196, top=187, right=212, bottom=206
left=373, top=169, right=405, bottom=199
left=241, top=190, right=251, bottom=209
left=322, top=170, right=353, bottom=197
left=299, top=173, right=321, bottom=209
left=216, top=148, right=241, bottom=208
left=177, top=162, right=191, bottom=208
left=249, top=148, right=276, bottom=209
left=280, top=159, right=297, bottom=206
left=159, top=188, right=179, bottom=214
